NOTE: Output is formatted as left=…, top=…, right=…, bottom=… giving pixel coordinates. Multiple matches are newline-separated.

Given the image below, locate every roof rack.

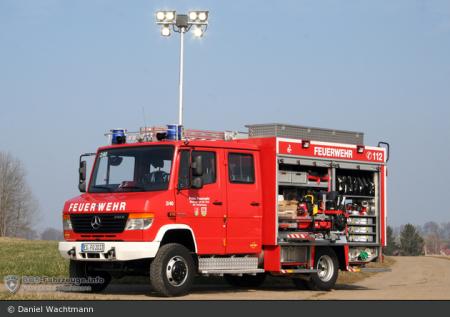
left=246, top=123, right=364, bottom=145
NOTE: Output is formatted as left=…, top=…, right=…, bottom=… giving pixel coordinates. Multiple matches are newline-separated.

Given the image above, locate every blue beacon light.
left=111, top=129, right=126, bottom=144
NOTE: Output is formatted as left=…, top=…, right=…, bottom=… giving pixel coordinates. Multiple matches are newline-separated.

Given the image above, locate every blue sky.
left=1, top=0, right=449, bottom=231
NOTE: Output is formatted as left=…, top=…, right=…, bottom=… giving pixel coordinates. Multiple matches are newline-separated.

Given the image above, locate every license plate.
left=81, top=243, right=105, bottom=252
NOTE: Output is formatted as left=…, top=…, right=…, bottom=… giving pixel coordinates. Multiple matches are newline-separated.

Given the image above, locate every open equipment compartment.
left=277, top=158, right=331, bottom=236
left=274, top=142, right=384, bottom=266
left=335, top=165, right=381, bottom=263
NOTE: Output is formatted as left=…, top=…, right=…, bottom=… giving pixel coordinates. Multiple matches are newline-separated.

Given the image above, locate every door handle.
left=250, top=201, right=260, bottom=207
left=213, top=201, right=223, bottom=206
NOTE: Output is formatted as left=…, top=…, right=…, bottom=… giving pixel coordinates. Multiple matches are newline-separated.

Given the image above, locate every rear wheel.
left=149, top=243, right=196, bottom=297
left=69, top=260, right=111, bottom=293
left=307, top=247, right=339, bottom=291
left=224, top=274, right=266, bottom=288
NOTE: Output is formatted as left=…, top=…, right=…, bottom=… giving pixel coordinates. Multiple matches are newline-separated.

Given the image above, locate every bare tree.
left=0, top=152, right=39, bottom=238
left=422, top=221, right=443, bottom=255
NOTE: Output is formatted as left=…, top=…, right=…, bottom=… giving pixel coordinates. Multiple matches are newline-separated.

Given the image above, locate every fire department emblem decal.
left=4, top=275, right=20, bottom=293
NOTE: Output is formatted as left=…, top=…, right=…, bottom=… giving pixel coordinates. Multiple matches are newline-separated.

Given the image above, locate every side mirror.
left=79, top=160, right=87, bottom=192
left=191, top=155, right=203, bottom=177
left=191, top=176, right=203, bottom=189
left=78, top=182, right=86, bottom=192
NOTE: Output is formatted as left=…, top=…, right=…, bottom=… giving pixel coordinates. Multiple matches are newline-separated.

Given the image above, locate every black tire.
left=307, top=247, right=339, bottom=291
left=149, top=243, right=196, bottom=297
left=292, top=277, right=309, bottom=290
left=69, top=260, right=111, bottom=293
left=224, top=274, right=266, bottom=288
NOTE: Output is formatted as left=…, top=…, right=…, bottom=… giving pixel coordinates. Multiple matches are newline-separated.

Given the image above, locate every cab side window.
left=228, top=153, right=255, bottom=184
left=192, top=151, right=216, bottom=185
left=178, top=150, right=217, bottom=189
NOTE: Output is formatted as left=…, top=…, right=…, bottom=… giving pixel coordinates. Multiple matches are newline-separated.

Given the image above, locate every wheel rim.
left=316, top=255, right=334, bottom=282
left=166, top=256, right=188, bottom=287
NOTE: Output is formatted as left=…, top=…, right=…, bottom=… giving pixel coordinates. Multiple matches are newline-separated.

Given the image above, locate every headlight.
left=63, top=214, right=72, bottom=231
left=125, top=213, right=154, bottom=230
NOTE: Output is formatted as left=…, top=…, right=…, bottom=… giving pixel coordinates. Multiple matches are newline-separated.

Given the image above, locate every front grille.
left=70, top=213, right=128, bottom=233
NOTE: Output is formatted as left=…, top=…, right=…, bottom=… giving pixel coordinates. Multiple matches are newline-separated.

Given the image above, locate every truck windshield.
left=89, top=146, right=174, bottom=193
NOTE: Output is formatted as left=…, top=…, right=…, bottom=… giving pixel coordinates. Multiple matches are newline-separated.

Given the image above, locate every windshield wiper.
left=92, top=185, right=113, bottom=192
left=118, top=185, right=146, bottom=191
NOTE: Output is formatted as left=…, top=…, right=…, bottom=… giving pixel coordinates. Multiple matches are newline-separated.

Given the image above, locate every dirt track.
left=5, top=256, right=450, bottom=300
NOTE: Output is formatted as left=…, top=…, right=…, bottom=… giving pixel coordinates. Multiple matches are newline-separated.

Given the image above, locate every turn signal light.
left=63, top=214, right=72, bottom=231
left=128, top=213, right=154, bottom=219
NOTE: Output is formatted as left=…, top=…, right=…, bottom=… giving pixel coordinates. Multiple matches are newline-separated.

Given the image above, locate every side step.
left=198, top=256, right=260, bottom=275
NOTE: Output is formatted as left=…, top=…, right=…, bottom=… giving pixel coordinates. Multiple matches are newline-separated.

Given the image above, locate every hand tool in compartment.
left=337, top=175, right=345, bottom=193
left=356, top=177, right=364, bottom=194
left=361, top=177, right=369, bottom=194
left=347, top=176, right=354, bottom=194
left=366, top=177, right=375, bottom=196
left=336, top=175, right=375, bottom=196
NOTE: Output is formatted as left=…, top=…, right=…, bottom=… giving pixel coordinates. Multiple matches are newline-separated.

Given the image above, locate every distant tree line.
left=384, top=222, right=450, bottom=256
left=40, top=227, right=63, bottom=240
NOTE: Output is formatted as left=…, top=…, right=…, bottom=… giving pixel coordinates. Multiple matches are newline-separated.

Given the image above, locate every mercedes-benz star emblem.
left=91, top=216, right=102, bottom=230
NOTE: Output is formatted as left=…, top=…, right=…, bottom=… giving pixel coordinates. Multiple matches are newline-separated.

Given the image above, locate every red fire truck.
left=59, top=123, right=389, bottom=296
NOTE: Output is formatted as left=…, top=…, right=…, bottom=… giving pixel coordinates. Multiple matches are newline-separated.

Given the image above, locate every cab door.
left=175, top=148, right=226, bottom=255
left=225, top=150, right=262, bottom=254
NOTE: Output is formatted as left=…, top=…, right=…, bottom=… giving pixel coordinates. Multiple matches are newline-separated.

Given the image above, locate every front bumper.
left=58, top=241, right=160, bottom=261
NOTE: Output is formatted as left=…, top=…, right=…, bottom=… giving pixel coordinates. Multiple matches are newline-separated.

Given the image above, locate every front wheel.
left=149, top=243, right=196, bottom=297
left=307, top=247, right=339, bottom=291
